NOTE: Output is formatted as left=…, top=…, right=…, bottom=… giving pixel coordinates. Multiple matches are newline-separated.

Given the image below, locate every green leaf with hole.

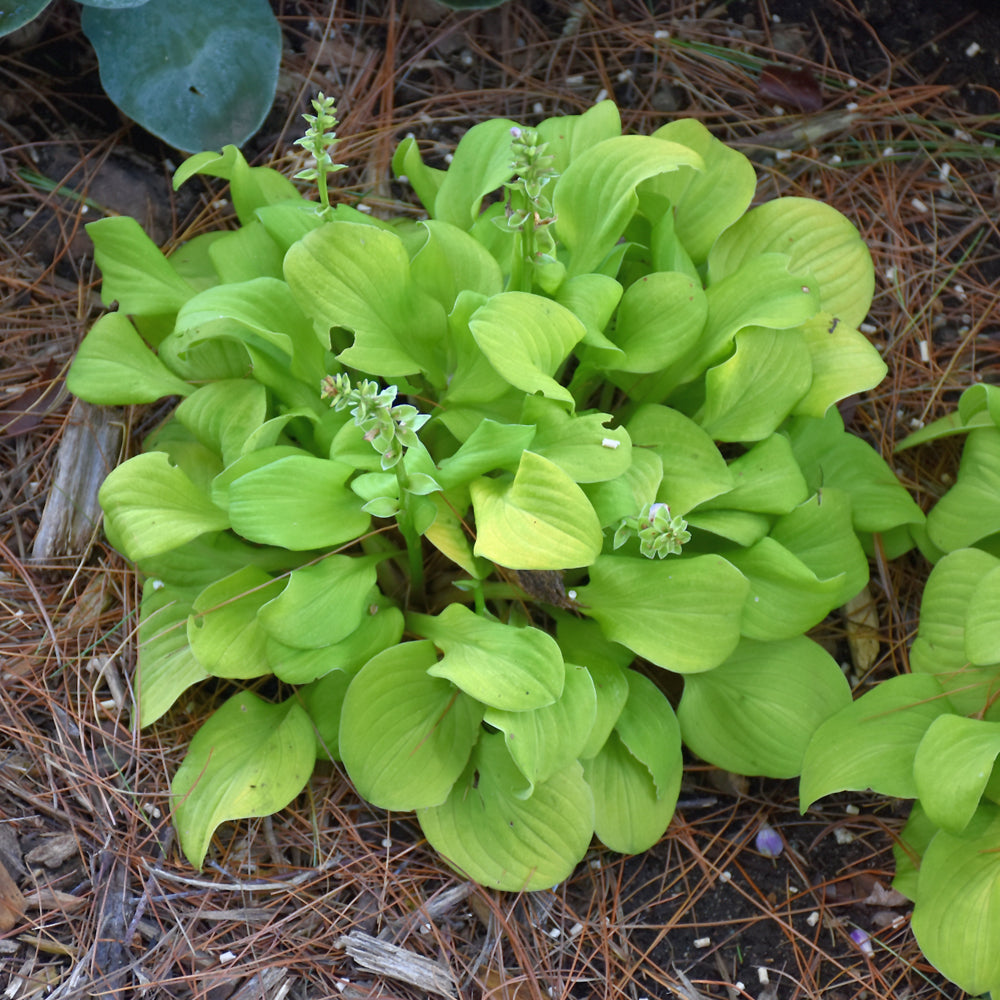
left=339, top=640, right=483, bottom=811
left=679, top=636, right=851, bottom=778
left=172, top=692, right=316, bottom=867
left=418, top=732, right=594, bottom=891
left=81, top=0, right=281, bottom=152
left=800, top=673, right=953, bottom=809
left=577, top=554, right=748, bottom=673
left=412, top=604, right=565, bottom=712
left=99, top=451, right=229, bottom=561
left=470, top=451, right=603, bottom=570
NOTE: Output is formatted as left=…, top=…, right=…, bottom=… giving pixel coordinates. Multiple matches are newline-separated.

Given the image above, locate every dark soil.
left=2, top=1, right=998, bottom=998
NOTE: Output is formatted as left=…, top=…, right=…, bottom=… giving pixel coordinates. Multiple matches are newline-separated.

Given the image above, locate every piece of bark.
left=32, top=398, right=121, bottom=561
left=337, top=931, right=457, bottom=998
left=0, top=859, right=26, bottom=931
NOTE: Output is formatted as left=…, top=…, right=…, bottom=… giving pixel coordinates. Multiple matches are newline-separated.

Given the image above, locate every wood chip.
left=21, top=886, right=88, bottom=912
left=24, top=832, right=80, bottom=869
left=337, top=931, right=457, bottom=998
left=0, top=860, right=26, bottom=931
left=843, top=586, right=880, bottom=673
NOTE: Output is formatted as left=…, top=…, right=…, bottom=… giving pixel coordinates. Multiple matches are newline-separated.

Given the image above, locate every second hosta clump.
left=68, top=98, right=923, bottom=890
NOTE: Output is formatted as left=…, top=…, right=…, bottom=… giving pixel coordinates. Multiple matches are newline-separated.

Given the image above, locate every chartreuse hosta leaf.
left=966, top=563, right=1000, bottom=664
left=799, top=673, right=953, bottom=808
left=410, top=219, right=504, bottom=310
left=708, top=197, right=876, bottom=328
left=99, top=452, right=230, bottom=562
left=536, top=99, right=621, bottom=175
left=470, top=451, right=603, bottom=570
left=913, top=715, right=1000, bottom=835
left=679, top=637, right=851, bottom=778
left=697, top=434, right=808, bottom=515
left=484, top=664, right=596, bottom=794
left=175, top=380, right=267, bottom=467
left=137, top=580, right=208, bottom=728
left=339, top=640, right=483, bottom=811
left=585, top=446, right=663, bottom=529
left=412, top=603, right=565, bottom=711
left=584, top=671, right=682, bottom=854
left=418, top=731, right=594, bottom=891
left=172, top=691, right=316, bottom=868
left=926, top=428, right=1000, bottom=551
left=577, top=554, right=748, bottom=673
left=187, top=566, right=284, bottom=679
left=66, top=312, right=194, bottom=405
left=911, top=802, right=1000, bottom=998
left=283, top=221, right=448, bottom=381
left=554, top=133, right=704, bottom=276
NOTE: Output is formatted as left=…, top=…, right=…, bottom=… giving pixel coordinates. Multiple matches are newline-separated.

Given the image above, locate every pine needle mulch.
left=2, top=1, right=998, bottom=997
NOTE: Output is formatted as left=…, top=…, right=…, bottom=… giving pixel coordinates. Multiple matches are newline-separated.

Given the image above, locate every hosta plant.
left=802, top=382, right=1000, bottom=998
left=68, top=96, right=923, bottom=891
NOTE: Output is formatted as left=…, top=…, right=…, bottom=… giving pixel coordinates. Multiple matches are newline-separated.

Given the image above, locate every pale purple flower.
left=850, top=928, right=873, bottom=956
left=755, top=823, right=783, bottom=858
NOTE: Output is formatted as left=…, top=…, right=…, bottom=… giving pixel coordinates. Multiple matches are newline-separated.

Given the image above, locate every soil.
left=2, top=1, right=998, bottom=998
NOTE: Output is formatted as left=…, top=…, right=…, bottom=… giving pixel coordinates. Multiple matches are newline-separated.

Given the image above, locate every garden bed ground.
left=1, top=1, right=999, bottom=998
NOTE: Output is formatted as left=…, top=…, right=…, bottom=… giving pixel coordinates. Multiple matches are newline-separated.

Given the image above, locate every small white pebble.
left=829, top=153, right=842, bottom=165
left=654, top=28, right=670, bottom=39
left=617, top=69, right=633, bottom=82
left=533, top=102, right=545, bottom=115
left=694, top=937, right=711, bottom=948
left=954, top=283, right=966, bottom=299
left=566, top=74, right=584, bottom=85
left=356, top=203, right=372, bottom=213
left=966, top=41, right=982, bottom=57
left=807, top=911, right=820, bottom=927
left=939, top=162, right=952, bottom=180
left=884, top=266, right=897, bottom=282
left=775, top=149, right=792, bottom=160
left=397, top=174, right=409, bottom=185
left=81, top=204, right=89, bottom=215
left=909, top=417, right=925, bottom=429
left=381, top=837, right=392, bottom=848
left=419, top=922, right=432, bottom=933
left=772, top=12, right=781, bottom=21
left=719, top=871, right=732, bottom=883
left=758, top=967, right=770, bottom=985
left=881, top=146, right=894, bottom=157
left=151, top=579, right=165, bottom=590
left=594, top=88, right=608, bottom=104
left=567, top=589, right=577, bottom=600
left=590, top=858, right=601, bottom=869
left=548, top=927, right=560, bottom=939
left=847, top=77, right=859, bottom=89
left=918, top=340, right=930, bottom=362
left=734, top=984, right=745, bottom=993
left=834, top=827, right=855, bottom=845
left=954, top=128, right=972, bottom=141
left=444, top=153, right=454, bottom=164
left=846, top=101, right=859, bottom=112
left=460, top=50, right=474, bottom=66
left=569, top=922, right=584, bottom=937
left=983, top=138, right=996, bottom=148
left=219, top=951, right=236, bottom=963
left=860, top=322, right=877, bottom=334
left=911, top=197, right=928, bottom=212
left=211, top=198, right=229, bottom=209
left=601, top=437, right=621, bottom=449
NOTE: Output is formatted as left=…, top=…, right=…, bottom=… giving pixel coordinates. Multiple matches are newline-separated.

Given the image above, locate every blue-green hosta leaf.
left=412, top=603, right=565, bottom=711
left=339, top=640, right=483, bottom=810
left=257, top=555, right=378, bottom=650
left=626, top=405, right=732, bottom=515
left=484, top=664, right=597, bottom=792
left=537, top=99, right=622, bottom=175
left=646, top=118, right=757, bottom=264
left=793, top=312, right=887, bottom=418
left=67, top=312, right=193, bottom=404
left=226, top=454, right=369, bottom=550
left=87, top=216, right=195, bottom=320
left=606, top=271, right=707, bottom=373
left=468, top=292, right=585, bottom=405
left=966, top=564, right=1000, bottom=665
left=470, top=451, right=603, bottom=570
left=909, top=548, right=1000, bottom=715
left=679, top=636, right=851, bottom=778
left=577, top=554, right=748, bottom=673
left=522, top=397, right=631, bottom=484
left=430, top=118, right=518, bottom=230
left=0, top=0, right=52, bottom=36
left=187, top=566, right=283, bottom=678
left=100, top=452, right=229, bottom=561
left=172, top=692, right=316, bottom=867
left=914, top=715, right=1000, bottom=835
left=708, top=197, right=875, bottom=328
left=410, top=219, right=504, bottom=310
left=584, top=447, right=663, bottom=528
left=173, top=145, right=300, bottom=225
left=912, top=802, right=1000, bottom=998
left=554, top=134, right=703, bottom=276
left=698, top=327, right=812, bottom=442
left=786, top=410, right=925, bottom=534
left=799, top=673, right=953, bottom=808
left=137, top=580, right=208, bottom=728
left=268, top=599, right=404, bottom=685
left=81, top=0, right=281, bottom=153
left=284, top=221, right=448, bottom=381
left=727, top=536, right=846, bottom=642
left=697, top=433, right=808, bottom=515
left=417, top=732, right=594, bottom=891
left=769, top=489, right=870, bottom=607
left=927, top=428, right=1000, bottom=552
left=174, top=380, right=267, bottom=466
